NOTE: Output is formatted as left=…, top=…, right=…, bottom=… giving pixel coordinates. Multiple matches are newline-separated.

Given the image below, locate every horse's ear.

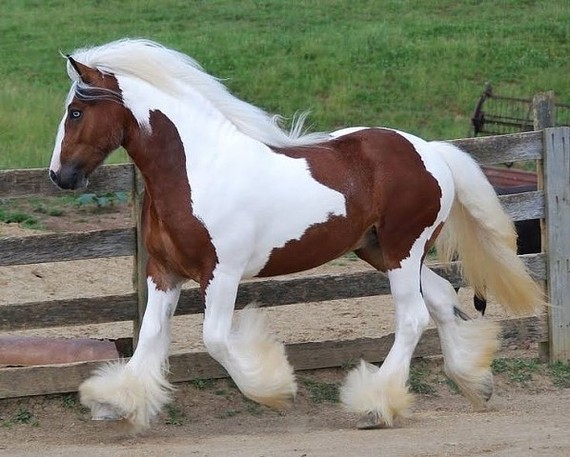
left=67, top=56, right=100, bottom=84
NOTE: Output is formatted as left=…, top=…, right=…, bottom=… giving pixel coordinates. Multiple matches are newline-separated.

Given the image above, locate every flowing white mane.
left=68, top=38, right=330, bottom=148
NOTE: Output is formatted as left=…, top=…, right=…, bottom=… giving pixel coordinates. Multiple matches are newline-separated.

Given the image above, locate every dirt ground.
left=1, top=362, right=569, bottom=457
left=1, top=203, right=569, bottom=456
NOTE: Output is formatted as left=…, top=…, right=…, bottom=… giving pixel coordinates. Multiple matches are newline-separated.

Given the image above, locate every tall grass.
left=1, top=0, right=569, bottom=169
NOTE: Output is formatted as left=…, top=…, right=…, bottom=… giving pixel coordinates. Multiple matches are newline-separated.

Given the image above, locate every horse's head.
left=49, top=57, right=129, bottom=190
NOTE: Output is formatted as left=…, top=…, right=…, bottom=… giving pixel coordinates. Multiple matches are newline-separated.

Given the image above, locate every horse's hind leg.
left=421, top=266, right=499, bottom=408
left=341, top=234, right=430, bottom=428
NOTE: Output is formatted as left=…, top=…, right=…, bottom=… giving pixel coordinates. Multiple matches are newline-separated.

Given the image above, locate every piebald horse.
left=49, top=39, right=543, bottom=433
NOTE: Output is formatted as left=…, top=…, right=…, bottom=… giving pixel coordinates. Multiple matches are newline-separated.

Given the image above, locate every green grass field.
left=1, top=0, right=568, bottom=169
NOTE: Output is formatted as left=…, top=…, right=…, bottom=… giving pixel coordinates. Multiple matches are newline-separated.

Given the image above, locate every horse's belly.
left=253, top=214, right=370, bottom=278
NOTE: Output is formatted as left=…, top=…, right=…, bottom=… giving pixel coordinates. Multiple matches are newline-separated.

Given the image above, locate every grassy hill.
left=1, top=0, right=568, bottom=168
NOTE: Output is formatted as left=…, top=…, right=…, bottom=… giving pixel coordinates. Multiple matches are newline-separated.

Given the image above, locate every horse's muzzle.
left=49, top=166, right=88, bottom=190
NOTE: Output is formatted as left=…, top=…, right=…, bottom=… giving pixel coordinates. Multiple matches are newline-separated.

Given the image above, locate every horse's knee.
left=202, top=324, right=229, bottom=361
left=392, top=292, right=430, bottom=336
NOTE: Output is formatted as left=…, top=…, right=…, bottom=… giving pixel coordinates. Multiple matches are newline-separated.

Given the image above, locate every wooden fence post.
left=543, top=127, right=570, bottom=362
left=532, top=92, right=555, bottom=361
left=132, top=167, right=148, bottom=348
left=532, top=91, right=556, bottom=131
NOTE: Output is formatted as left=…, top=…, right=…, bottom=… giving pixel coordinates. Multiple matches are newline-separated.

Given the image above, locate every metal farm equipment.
left=471, top=83, right=570, bottom=137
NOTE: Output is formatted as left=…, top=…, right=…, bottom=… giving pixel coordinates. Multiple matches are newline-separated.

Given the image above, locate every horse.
left=48, top=38, right=544, bottom=433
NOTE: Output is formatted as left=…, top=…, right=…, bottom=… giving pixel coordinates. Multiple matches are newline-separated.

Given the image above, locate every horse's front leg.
left=202, top=266, right=296, bottom=408
left=79, top=265, right=181, bottom=433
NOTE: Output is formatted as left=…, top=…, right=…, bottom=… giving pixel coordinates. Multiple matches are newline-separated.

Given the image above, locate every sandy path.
left=0, top=374, right=568, bottom=457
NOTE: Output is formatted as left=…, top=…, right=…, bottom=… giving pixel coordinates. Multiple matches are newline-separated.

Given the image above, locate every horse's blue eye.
left=69, top=109, right=82, bottom=120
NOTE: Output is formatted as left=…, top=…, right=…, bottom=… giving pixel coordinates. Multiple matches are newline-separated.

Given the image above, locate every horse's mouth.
left=49, top=167, right=89, bottom=190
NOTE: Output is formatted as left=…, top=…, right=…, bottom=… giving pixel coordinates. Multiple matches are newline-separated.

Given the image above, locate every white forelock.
left=67, top=38, right=330, bottom=147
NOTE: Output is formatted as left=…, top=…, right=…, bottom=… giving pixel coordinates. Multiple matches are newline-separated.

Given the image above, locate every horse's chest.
left=142, top=197, right=218, bottom=285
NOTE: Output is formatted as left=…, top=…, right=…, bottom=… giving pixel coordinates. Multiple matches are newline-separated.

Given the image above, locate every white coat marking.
left=50, top=87, right=77, bottom=173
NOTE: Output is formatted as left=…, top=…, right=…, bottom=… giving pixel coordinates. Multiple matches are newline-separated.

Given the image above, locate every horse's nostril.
left=49, top=170, right=59, bottom=186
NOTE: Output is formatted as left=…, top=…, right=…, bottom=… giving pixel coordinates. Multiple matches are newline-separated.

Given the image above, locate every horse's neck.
left=122, top=82, right=259, bottom=206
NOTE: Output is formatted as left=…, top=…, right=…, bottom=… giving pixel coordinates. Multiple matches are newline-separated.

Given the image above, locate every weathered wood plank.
left=500, top=315, right=548, bottom=347
left=0, top=294, right=137, bottom=331
left=499, top=191, right=544, bottom=221
left=0, top=254, right=546, bottom=330
left=168, top=331, right=440, bottom=380
left=0, top=315, right=547, bottom=399
left=0, top=360, right=97, bottom=398
left=450, top=130, right=543, bottom=164
left=543, top=127, right=570, bottom=362
left=0, top=228, right=135, bottom=266
left=0, top=164, right=134, bottom=198
left=520, top=252, right=547, bottom=282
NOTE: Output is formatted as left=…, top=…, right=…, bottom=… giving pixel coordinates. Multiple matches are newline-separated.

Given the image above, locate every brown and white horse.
left=49, top=39, right=543, bottom=433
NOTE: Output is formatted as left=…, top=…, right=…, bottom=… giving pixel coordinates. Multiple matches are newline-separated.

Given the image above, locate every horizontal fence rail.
left=0, top=228, right=135, bottom=266
left=499, top=190, right=544, bottom=220
left=451, top=130, right=543, bottom=163
left=0, top=254, right=546, bottom=331
left=0, top=164, right=134, bottom=198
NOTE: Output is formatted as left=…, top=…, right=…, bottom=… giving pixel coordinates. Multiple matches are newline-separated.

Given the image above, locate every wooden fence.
left=0, top=127, right=569, bottom=399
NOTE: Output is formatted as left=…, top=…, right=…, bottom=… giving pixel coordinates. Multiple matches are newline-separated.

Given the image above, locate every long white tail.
left=432, top=141, right=545, bottom=315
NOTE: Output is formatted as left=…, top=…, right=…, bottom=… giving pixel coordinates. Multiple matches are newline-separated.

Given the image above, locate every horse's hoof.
left=356, top=411, right=386, bottom=430
left=90, top=402, right=123, bottom=421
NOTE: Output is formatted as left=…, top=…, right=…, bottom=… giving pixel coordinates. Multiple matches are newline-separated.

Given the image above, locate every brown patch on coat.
left=126, top=110, right=218, bottom=292
left=258, top=129, right=442, bottom=275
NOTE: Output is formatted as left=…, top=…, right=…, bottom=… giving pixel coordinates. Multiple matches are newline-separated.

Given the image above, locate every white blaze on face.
left=49, top=86, right=76, bottom=174
left=49, top=115, right=66, bottom=173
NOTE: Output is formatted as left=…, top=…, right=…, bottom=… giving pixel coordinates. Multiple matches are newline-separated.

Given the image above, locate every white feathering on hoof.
left=443, top=318, right=500, bottom=409
left=340, top=360, right=412, bottom=427
left=227, top=305, right=297, bottom=409
left=79, top=360, right=172, bottom=434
